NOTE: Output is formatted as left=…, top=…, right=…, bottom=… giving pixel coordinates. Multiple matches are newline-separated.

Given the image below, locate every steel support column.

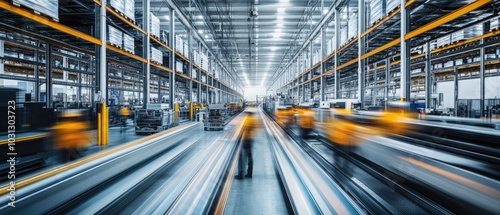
left=34, top=42, right=40, bottom=101
left=302, top=55, right=306, bottom=102
left=358, top=0, right=366, bottom=108
left=385, top=58, right=390, bottom=109
left=309, top=42, right=313, bottom=100
left=142, top=0, right=150, bottom=107
left=425, top=42, right=432, bottom=110
left=0, top=40, right=3, bottom=87
left=334, top=9, right=340, bottom=99
left=169, top=10, right=176, bottom=108
left=321, top=26, right=326, bottom=101
left=187, top=30, right=193, bottom=102
left=400, top=0, right=411, bottom=102
left=99, top=0, right=107, bottom=104
left=479, top=38, right=485, bottom=117
left=45, top=44, right=52, bottom=107
left=454, top=66, right=458, bottom=116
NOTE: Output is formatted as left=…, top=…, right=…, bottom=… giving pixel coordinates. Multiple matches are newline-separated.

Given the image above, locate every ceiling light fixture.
left=277, top=8, right=285, bottom=13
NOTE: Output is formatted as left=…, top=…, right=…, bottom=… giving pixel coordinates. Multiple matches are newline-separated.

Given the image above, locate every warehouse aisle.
left=224, top=111, right=290, bottom=215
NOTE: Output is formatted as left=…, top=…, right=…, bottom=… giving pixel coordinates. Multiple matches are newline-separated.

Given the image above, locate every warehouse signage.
left=14, top=0, right=58, bottom=20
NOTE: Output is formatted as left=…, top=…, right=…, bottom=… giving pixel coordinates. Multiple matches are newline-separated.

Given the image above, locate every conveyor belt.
left=311, top=118, right=500, bottom=214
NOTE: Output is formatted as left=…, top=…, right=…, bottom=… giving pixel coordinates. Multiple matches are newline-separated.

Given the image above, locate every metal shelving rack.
left=0, top=0, right=243, bottom=110
left=270, top=0, right=499, bottom=118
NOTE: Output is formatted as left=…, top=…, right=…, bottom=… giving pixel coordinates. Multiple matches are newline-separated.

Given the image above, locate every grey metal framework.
left=0, top=0, right=244, bottom=110
left=268, top=0, right=500, bottom=117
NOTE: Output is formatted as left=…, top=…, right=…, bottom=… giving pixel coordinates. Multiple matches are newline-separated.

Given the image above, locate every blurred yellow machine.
left=296, top=107, right=315, bottom=138
left=323, top=109, right=362, bottom=147
left=52, top=110, right=91, bottom=161
left=373, top=102, right=415, bottom=136
left=276, top=106, right=294, bottom=127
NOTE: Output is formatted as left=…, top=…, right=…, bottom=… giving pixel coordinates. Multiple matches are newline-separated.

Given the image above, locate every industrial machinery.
left=204, top=104, right=226, bottom=131
left=134, top=105, right=174, bottom=135
left=189, top=102, right=204, bottom=121
left=227, top=102, right=243, bottom=116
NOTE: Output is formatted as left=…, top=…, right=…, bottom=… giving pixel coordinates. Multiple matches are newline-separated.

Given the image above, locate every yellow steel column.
left=174, top=103, right=179, bottom=125
left=97, top=111, right=102, bottom=145
left=190, top=103, right=194, bottom=121
left=103, top=103, right=108, bottom=145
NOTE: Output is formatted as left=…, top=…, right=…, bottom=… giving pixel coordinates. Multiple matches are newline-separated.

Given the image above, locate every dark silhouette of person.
left=236, top=110, right=260, bottom=179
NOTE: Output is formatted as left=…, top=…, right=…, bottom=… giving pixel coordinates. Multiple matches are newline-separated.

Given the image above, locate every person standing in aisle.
left=236, top=110, right=260, bottom=179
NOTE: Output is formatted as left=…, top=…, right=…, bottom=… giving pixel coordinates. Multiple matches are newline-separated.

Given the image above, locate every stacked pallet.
left=124, top=0, right=135, bottom=22
left=491, top=16, right=500, bottom=30
left=150, top=47, right=163, bottom=64
left=340, top=26, right=347, bottom=46
left=370, top=0, right=386, bottom=25
left=192, top=69, right=197, bottom=78
left=200, top=53, right=209, bottom=71
left=107, top=25, right=123, bottom=48
left=451, top=24, right=483, bottom=43
left=326, top=38, right=333, bottom=55
left=149, top=13, right=160, bottom=38
left=161, top=31, right=168, bottom=45
left=122, top=33, right=134, bottom=54
left=313, top=50, right=320, bottom=65
left=108, top=0, right=124, bottom=14
left=348, top=13, right=358, bottom=40
left=386, top=0, right=399, bottom=14
left=175, top=60, right=183, bottom=73
left=443, top=61, right=454, bottom=68
left=183, top=42, right=189, bottom=59
left=17, top=0, right=59, bottom=20
left=193, top=51, right=199, bottom=66
left=175, top=35, right=184, bottom=55
left=436, top=35, right=451, bottom=48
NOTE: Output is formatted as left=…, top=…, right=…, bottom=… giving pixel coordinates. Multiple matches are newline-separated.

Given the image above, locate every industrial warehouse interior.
left=0, top=0, right=499, bottom=214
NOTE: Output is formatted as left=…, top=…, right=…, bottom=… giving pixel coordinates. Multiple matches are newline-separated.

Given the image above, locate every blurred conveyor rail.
left=259, top=109, right=365, bottom=214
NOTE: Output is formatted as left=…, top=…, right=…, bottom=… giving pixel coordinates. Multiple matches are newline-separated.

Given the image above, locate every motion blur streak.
left=0, top=123, right=193, bottom=195
left=401, top=156, right=500, bottom=199
left=214, top=116, right=247, bottom=215
left=261, top=109, right=357, bottom=215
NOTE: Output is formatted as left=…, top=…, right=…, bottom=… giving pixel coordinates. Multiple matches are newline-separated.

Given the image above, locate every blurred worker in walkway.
left=52, top=110, right=91, bottom=162
left=236, top=109, right=260, bottom=179
left=119, top=106, right=131, bottom=133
